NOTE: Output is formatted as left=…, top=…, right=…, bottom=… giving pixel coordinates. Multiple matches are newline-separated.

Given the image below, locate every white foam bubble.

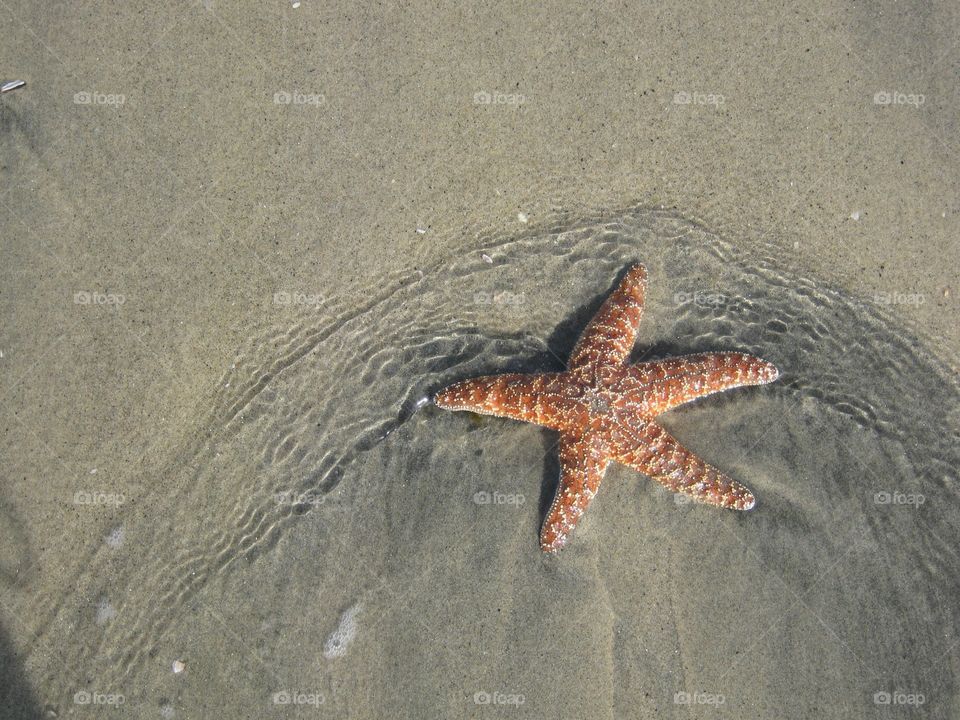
left=95, top=598, right=116, bottom=625
left=323, top=604, right=359, bottom=659
left=105, top=526, right=124, bottom=548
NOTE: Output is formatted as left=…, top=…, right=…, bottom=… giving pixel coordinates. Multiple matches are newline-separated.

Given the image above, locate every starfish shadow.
left=536, top=430, right=562, bottom=545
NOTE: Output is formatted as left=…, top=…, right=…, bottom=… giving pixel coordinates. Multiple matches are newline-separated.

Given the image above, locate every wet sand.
left=1, top=2, right=958, bottom=718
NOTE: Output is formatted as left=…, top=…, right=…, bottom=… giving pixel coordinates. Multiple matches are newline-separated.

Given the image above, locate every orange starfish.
left=435, top=263, right=779, bottom=553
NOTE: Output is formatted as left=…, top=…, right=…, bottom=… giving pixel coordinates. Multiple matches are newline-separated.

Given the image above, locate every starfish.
left=434, top=263, right=779, bottom=553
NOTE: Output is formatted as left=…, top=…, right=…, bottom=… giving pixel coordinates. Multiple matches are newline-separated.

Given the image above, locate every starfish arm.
left=434, top=373, right=571, bottom=429
left=568, top=264, right=647, bottom=372
left=540, top=433, right=609, bottom=553
left=620, top=352, right=779, bottom=415
left=612, top=420, right=756, bottom=510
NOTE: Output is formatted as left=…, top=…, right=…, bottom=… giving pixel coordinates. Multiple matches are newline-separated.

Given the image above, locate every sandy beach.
left=1, top=2, right=957, bottom=718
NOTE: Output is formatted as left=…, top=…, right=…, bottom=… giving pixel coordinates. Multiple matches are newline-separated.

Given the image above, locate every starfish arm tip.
left=539, top=536, right=565, bottom=554
left=539, top=519, right=571, bottom=553
left=761, top=361, right=780, bottom=383
left=433, top=381, right=473, bottom=410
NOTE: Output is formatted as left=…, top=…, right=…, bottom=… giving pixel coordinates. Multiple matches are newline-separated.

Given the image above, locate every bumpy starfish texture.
left=435, top=264, right=779, bottom=553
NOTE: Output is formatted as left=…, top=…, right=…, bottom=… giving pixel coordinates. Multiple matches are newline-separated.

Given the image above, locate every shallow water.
left=10, top=207, right=957, bottom=718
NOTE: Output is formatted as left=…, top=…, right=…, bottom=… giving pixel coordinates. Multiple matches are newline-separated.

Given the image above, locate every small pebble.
left=517, top=212, right=529, bottom=223
left=481, top=253, right=493, bottom=264
left=172, top=659, right=185, bottom=674
left=850, top=210, right=861, bottom=221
